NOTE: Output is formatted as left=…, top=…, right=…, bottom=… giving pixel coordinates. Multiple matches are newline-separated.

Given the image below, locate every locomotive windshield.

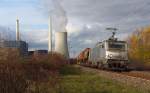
left=108, top=42, right=126, bottom=51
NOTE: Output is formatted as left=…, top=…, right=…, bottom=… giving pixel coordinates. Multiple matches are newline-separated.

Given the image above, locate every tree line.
left=127, top=26, right=150, bottom=68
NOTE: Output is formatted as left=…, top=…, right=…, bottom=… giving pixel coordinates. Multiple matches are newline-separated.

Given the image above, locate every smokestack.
left=48, top=16, right=53, bottom=52
left=16, top=18, right=20, bottom=41
left=55, top=32, right=69, bottom=59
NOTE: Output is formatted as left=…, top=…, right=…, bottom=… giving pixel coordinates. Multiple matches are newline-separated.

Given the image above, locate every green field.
left=58, top=71, right=142, bottom=93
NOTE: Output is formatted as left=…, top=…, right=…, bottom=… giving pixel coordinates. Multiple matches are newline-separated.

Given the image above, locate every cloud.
left=1, top=0, right=150, bottom=57
left=0, top=26, right=15, bottom=40
left=24, top=0, right=150, bottom=56
left=60, top=0, right=150, bottom=56
left=22, top=29, right=49, bottom=50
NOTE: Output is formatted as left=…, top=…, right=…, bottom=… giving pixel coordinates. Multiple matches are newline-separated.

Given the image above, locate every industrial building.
left=28, top=51, right=34, bottom=56
left=28, top=50, right=48, bottom=57
left=0, top=40, right=28, bottom=56
left=34, top=50, right=48, bottom=56
left=0, top=19, right=28, bottom=57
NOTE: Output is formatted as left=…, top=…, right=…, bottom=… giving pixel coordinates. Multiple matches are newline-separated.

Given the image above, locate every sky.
left=0, top=0, right=150, bottom=57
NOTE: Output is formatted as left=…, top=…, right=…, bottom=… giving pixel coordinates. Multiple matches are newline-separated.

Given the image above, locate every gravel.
left=80, top=66, right=150, bottom=93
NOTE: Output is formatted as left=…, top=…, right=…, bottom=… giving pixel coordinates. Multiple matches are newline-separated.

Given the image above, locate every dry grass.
left=0, top=51, right=68, bottom=93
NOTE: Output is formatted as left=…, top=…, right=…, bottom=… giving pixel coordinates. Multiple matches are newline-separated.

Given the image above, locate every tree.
left=127, top=27, right=150, bottom=66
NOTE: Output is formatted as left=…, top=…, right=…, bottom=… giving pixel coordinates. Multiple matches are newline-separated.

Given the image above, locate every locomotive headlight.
left=109, top=54, right=113, bottom=58
left=120, top=61, right=125, bottom=64
left=107, top=54, right=113, bottom=58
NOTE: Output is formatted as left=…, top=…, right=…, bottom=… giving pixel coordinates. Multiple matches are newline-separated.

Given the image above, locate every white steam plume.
left=42, top=0, right=68, bottom=32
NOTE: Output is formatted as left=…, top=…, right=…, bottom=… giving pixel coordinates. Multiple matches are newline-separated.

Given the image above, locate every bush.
left=31, top=52, right=67, bottom=71
left=0, top=62, right=28, bottom=93
left=22, top=62, right=50, bottom=82
left=0, top=50, right=72, bottom=93
left=23, top=53, right=68, bottom=93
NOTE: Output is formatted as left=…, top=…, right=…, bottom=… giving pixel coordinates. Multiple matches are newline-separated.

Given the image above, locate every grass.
left=58, top=67, right=143, bottom=93
left=0, top=49, right=146, bottom=93
left=59, top=65, right=81, bottom=75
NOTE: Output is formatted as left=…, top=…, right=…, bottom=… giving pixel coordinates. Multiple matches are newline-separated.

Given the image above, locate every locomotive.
left=77, top=31, right=129, bottom=71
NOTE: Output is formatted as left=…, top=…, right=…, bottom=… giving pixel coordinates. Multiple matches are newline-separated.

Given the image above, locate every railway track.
left=122, top=71, right=150, bottom=80
left=80, top=66, right=150, bottom=93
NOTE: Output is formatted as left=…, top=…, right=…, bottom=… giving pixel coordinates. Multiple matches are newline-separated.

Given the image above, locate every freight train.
left=77, top=32, right=129, bottom=71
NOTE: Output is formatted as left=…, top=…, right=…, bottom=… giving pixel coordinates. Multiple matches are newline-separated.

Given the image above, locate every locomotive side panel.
left=89, top=42, right=106, bottom=67
left=100, top=43, right=106, bottom=63
left=89, top=47, right=97, bottom=65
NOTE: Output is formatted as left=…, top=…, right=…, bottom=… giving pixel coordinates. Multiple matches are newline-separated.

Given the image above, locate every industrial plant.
left=0, top=17, right=70, bottom=59
left=0, top=19, right=28, bottom=57
left=48, top=16, right=70, bottom=58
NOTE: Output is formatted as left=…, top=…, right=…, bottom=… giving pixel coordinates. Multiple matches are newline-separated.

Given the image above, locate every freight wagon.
left=77, top=48, right=91, bottom=64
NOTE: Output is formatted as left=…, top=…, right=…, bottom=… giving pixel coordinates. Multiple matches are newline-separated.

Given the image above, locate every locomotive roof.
left=95, top=40, right=126, bottom=47
left=105, top=40, right=126, bottom=43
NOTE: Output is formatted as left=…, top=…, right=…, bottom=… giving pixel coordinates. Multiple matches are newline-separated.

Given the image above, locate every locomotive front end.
left=105, top=41, right=129, bottom=70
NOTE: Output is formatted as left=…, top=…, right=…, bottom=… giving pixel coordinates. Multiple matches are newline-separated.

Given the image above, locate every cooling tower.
left=55, top=32, right=69, bottom=59
left=16, top=19, right=20, bottom=41
left=48, top=16, right=53, bottom=52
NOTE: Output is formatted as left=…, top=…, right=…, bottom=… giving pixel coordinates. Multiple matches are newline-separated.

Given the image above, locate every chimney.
left=48, top=16, right=53, bottom=52
left=16, top=18, right=20, bottom=41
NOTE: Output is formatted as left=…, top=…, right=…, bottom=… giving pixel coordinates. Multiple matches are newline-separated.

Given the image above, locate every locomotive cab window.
left=108, top=42, right=125, bottom=51
left=102, top=44, right=104, bottom=48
